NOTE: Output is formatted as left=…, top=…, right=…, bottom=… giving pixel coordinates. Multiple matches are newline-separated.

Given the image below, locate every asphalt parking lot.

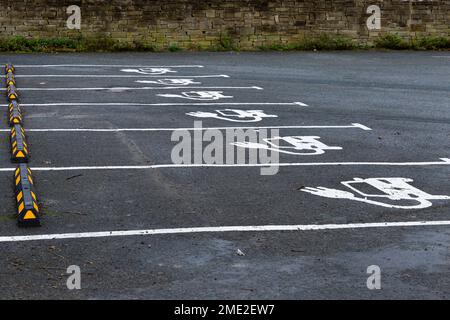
left=0, top=51, right=449, bottom=299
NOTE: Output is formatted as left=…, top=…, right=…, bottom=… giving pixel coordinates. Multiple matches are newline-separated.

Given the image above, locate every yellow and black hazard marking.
left=7, top=84, right=19, bottom=101
left=6, top=72, right=15, bottom=86
left=8, top=101, right=23, bottom=126
left=5, top=63, right=14, bottom=74
left=10, top=124, right=29, bottom=163
left=14, top=164, right=40, bottom=227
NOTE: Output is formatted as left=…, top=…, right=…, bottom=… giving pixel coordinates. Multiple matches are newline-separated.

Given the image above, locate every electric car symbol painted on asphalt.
left=302, top=177, right=450, bottom=209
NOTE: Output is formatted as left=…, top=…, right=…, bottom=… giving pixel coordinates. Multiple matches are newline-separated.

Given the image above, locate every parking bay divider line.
left=1, top=220, right=450, bottom=243
left=0, top=123, right=372, bottom=132
left=0, top=102, right=309, bottom=107
left=12, top=86, right=264, bottom=91
left=0, top=159, right=449, bottom=172
left=14, top=64, right=205, bottom=68
left=14, top=75, right=230, bottom=78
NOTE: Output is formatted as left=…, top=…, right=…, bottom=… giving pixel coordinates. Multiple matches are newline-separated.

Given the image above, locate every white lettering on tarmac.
left=186, top=109, right=277, bottom=122
left=232, top=136, right=342, bottom=155
left=302, top=177, right=450, bottom=209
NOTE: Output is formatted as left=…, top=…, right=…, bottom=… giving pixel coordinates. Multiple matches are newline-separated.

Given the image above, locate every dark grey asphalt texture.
left=0, top=51, right=449, bottom=299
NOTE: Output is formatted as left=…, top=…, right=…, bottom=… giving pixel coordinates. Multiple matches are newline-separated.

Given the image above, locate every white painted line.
left=15, top=86, right=263, bottom=91
left=0, top=123, right=370, bottom=133
left=1, top=220, right=449, bottom=243
left=351, top=123, right=372, bottom=131
left=14, top=64, right=205, bottom=68
left=1, top=102, right=309, bottom=107
left=431, top=56, right=450, bottom=59
left=15, top=74, right=230, bottom=78
left=0, top=159, right=448, bottom=172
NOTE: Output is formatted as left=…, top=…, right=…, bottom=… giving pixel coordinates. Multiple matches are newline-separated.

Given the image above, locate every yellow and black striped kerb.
left=5, top=64, right=14, bottom=74
left=6, top=72, right=15, bottom=86
left=10, top=124, right=29, bottom=163
left=14, top=164, right=40, bottom=227
left=7, top=84, right=19, bottom=101
left=8, top=101, right=23, bottom=126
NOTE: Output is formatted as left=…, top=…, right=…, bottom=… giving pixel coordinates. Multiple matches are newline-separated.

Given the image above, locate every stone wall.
left=0, top=0, right=449, bottom=49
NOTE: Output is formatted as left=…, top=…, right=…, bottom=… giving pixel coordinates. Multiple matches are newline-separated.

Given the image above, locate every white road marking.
left=351, top=123, right=372, bottom=131
left=0, top=102, right=309, bottom=107
left=0, top=123, right=371, bottom=132
left=302, top=177, right=450, bottom=210
left=0, top=220, right=449, bottom=243
left=121, top=67, right=178, bottom=75
left=135, top=79, right=200, bottom=85
left=158, top=91, right=235, bottom=101
left=0, top=159, right=448, bottom=172
left=186, top=109, right=277, bottom=122
left=14, top=74, right=230, bottom=78
left=233, top=136, right=343, bottom=156
left=15, top=86, right=263, bottom=91
left=14, top=64, right=205, bottom=68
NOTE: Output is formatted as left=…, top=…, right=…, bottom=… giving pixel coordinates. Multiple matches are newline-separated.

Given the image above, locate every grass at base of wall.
left=0, top=34, right=449, bottom=53
left=259, top=34, right=360, bottom=51
left=259, top=34, right=450, bottom=51
left=0, top=36, right=157, bottom=53
left=374, top=34, right=450, bottom=50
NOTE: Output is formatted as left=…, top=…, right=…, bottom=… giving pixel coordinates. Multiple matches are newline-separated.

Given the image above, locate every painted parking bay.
left=0, top=52, right=449, bottom=299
